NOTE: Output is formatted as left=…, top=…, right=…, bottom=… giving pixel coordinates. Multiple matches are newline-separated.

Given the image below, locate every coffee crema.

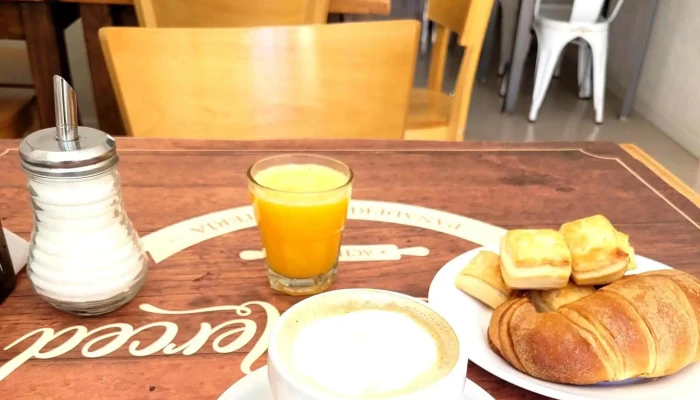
left=275, top=290, right=459, bottom=398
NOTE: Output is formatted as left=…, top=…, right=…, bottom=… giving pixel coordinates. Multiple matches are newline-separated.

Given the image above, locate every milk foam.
left=291, top=309, right=439, bottom=397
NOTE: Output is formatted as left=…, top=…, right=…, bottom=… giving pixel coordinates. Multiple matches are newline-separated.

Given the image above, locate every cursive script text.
left=0, top=301, right=279, bottom=382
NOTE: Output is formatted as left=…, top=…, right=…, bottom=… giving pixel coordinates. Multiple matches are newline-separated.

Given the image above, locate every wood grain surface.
left=19, top=2, right=74, bottom=129
left=133, top=0, right=330, bottom=27
left=100, top=21, right=419, bottom=139
left=80, top=3, right=127, bottom=136
left=0, top=3, right=23, bottom=40
left=0, top=0, right=391, bottom=15
left=0, top=139, right=698, bottom=400
left=0, top=0, right=389, bottom=134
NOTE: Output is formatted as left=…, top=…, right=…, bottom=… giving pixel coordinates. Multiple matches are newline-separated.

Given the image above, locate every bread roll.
left=500, top=229, right=572, bottom=290
left=531, top=281, right=596, bottom=312
left=616, top=231, right=637, bottom=270
left=456, top=251, right=511, bottom=309
left=559, top=215, right=631, bottom=285
left=489, top=270, right=700, bottom=384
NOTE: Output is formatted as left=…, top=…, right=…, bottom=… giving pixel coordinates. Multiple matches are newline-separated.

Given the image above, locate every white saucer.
left=428, top=246, right=700, bottom=400
left=218, top=366, right=272, bottom=400
left=218, top=366, right=494, bottom=400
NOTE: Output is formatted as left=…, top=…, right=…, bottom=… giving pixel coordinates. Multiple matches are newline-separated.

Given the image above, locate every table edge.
left=621, top=143, right=700, bottom=208
left=9, top=0, right=392, bottom=16
left=2, top=139, right=697, bottom=226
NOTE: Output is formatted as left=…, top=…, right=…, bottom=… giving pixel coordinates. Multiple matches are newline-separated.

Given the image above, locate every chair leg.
left=590, top=37, right=608, bottom=124
left=499, top=69, right=509, bottom=97
left=578, top=44, right=592, bottom=99
left=498, top=59, right=509, bottom=77
left=553, top=55, right=563, bottom=78
left=499, top=0, right=519, bottom=76
left=420, top=0, right=431, bottom=54
left=500, top=30, right=532, bottom=97
left=478, top=0, right=500, bottom=82
left=528, top=34, right=568, bottom=123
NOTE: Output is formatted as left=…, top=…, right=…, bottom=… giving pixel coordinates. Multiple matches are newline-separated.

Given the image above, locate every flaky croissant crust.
left=489, top=270, right=700, bottom=385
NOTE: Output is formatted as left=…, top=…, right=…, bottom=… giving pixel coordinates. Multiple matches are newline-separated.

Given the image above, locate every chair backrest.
left=569, top=0, right=604, bottom=23
left=0, top=89, right=36, bottom=138
left=535, top=0, right=626, bottom=23
left=134, top=0, right=330, bottom=27
left=427, top=0, right=495, bottom=140
left=100, top=21, right=420, bottom=139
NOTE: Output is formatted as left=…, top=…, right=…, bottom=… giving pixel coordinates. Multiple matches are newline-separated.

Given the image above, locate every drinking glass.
left=247, top=154, right=353, bottom=295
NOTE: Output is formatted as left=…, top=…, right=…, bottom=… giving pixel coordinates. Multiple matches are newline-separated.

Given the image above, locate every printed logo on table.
left=0, top=200, right=506, bottom=382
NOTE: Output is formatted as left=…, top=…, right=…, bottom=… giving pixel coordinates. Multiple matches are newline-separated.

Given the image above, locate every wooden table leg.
left=20, top=2, right=73, bottom=128
left=80, top=4, right=126, bottom=136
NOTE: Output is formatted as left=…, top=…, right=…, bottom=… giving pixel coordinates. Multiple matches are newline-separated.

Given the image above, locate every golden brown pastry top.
left=617, top=231, right=637, bottom=270
left=502, top=229, right=572, bottom=268
left=459, top=251, right=510, bottom=294
left=532, top=281, right=596, bottom=312
left=560, top=215, right=629, bottom=272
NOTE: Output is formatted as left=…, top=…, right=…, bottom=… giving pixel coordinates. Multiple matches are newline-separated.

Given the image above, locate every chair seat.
left=0, top=88, right=36, bottom=138
left=406, top=88, right=451, bottom=129
left=404, top=88, right=456, bottom=141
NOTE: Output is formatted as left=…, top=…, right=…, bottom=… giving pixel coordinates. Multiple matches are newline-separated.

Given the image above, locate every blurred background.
left=1, top=0, right=698, bottom=190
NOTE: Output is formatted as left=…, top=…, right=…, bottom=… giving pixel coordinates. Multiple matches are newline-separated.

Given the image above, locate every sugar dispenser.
left=19, top=76, right=148, bottom=316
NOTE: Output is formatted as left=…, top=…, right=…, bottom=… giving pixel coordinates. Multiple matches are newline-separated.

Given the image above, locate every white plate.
left=218, top=366, right=495, bottom=400
left=218, top=366, right=272, bottom=400
left=428, top=246, right=700, bottom=400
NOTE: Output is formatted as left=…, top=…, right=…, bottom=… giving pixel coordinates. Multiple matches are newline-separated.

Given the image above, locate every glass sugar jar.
left=18, top=76, right=148, bottom=316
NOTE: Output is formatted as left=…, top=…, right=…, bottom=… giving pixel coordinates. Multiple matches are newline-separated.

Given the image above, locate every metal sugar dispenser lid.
left=19, top=76, right=118, bottom=178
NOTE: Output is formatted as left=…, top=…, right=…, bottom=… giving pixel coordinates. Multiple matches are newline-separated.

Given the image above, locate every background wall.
left=607, top=0, right=700, bottom=157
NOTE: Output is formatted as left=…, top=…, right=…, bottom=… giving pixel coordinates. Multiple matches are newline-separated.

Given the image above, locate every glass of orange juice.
left=247, top=154, right=353, bottom=296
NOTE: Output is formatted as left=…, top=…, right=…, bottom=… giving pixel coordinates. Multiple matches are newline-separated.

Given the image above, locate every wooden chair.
left=0, top=44, right=37, bottom=138
left=404, top=0, right=495, bottom=141
left=134, top=0, right=330, bottom=27
left=0, top=89, right=36, bottom=139
left=100, top=21, right=420, bottom=139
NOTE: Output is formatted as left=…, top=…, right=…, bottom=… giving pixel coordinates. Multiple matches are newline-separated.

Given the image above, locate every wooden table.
left=0, top=0, right=391, bottom=136
left=0, top=139, right=698, bottom=399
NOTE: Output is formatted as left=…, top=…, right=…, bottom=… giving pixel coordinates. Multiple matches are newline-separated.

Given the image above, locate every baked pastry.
left=531, top=281, right=596, bottom=312
left=499, top=229, right=572, bottom=290
left=616, top=230, right=637, bottom=270
left=455, top=251, right=511, bottom=309
left=559, top=215, right=631, bottom=285
left=489, top=270, right=700, bottom=384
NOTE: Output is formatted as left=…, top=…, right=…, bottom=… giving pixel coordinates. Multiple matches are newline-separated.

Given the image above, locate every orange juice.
left=250, top=162, right=352, bottom=284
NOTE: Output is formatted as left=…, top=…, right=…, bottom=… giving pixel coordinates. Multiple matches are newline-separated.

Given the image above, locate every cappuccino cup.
left=267, top=289, right=468, bottom=400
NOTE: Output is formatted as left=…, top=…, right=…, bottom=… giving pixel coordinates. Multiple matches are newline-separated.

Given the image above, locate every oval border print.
left=141, top=200, right=506, bottom=263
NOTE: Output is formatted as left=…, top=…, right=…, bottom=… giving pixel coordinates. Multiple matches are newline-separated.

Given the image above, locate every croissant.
left=489, top=270, right=700, bottom=384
